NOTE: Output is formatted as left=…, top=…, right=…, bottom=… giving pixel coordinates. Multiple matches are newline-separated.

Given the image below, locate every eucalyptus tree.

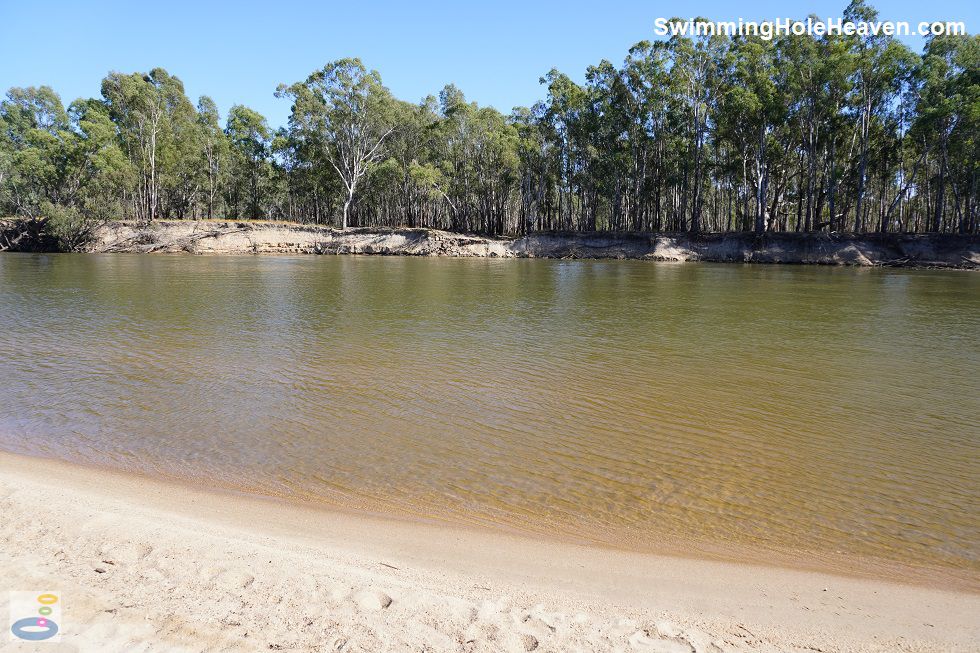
left=1, top=0, right=977, bottom=238
left=431, top=84, right=474, bottom=231
left=948, top=36, right=980, bottom=234
left=369, top=96, right=447, bottom=229
left=782, top=23, right=849, bottom=231
left=581, top=60, right=628, bottom=231
left=511, top=105, right=549, bottom=233
left=0, top=88, right=131, bottom=248
left=538, top=69, right=589, bottom=231
left=0, top=86, right=71, bottom=216
left=101, top=68, right=195, bottom=222
left=197, top=96, right=228, bottom=219
left=469, top=105, right=520, bottom=235
left=620, top=40, right=672, bottom=231
left=160, top=93, right=202, bottom=218
left=914, top=34, right=980, bottom=232
left=0, top=86, right=69, bottom=141
left=278, top=59, right=395, bottom=229
left=0, top=121, right=10, bottom=211
left=67, top=98, right=133, bottom=223
left=225, top=105, right=272, bottom=220
left=664, top=19, right=725, bottom=232
left=842, top=0, right=917, bottom=232
left=719, top=36, right=788, bottom=233
left=427, top=85, right=521, bottom=234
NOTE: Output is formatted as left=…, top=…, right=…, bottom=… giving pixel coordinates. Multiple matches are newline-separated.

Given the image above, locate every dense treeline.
left=1, top=1, right=977, bottom=249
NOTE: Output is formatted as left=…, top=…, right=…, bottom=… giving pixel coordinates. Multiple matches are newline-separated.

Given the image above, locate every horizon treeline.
left=1, top=1, right=977, bottom=244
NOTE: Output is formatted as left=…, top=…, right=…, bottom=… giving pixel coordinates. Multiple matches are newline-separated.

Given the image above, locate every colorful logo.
left=8, top=592, right=61, bottom=642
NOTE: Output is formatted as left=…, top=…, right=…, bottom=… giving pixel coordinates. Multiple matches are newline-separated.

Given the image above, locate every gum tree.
left=279, top=59, right=395, bottom=229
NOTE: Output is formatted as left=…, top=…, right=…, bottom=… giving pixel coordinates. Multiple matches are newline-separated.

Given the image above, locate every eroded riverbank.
left=75, top=220, right=980, bottom=267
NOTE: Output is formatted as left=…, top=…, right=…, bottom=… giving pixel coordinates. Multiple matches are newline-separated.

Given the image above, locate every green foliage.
left=278, top=58, right=397, bottom=228
left=40, top=201, right=98, bottom=251
left=226, top=104, right=272, bottom=219
left=0, top=3, right=977, bottom=236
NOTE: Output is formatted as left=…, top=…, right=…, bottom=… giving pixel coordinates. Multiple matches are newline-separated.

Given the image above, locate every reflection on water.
left=1, top=254, right=978, bottom=579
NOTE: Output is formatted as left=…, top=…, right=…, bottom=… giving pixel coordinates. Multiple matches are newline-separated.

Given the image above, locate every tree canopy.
left=2, top=1, right=977, bottom=241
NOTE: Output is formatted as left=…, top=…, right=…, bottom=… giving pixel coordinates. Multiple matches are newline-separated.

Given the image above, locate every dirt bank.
left=63, top=220, right=980, bottom=268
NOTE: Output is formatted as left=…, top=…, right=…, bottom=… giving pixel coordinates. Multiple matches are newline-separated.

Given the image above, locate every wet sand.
left=2, top=451, right=977, bottom=652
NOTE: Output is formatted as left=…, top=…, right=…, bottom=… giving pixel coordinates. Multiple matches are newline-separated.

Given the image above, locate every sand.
left=1, top=452, right=977, bottom=653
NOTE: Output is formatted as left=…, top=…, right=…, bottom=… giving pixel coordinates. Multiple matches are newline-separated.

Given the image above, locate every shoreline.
left=4, top=218, right=976, bottom=268
left=2, top=451, right=978, bottom=652
left=9, top=449, right=977, bottom=595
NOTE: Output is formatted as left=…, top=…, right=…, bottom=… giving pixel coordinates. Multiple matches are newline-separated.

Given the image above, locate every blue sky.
left=1, top=0, right=975, bottom=129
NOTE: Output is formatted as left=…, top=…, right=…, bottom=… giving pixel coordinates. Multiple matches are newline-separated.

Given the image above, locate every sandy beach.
left=1, top=452, right=977, bottom=652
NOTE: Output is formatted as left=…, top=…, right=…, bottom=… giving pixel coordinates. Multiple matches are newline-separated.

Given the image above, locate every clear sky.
left=1, top=0, right=975, bottom=130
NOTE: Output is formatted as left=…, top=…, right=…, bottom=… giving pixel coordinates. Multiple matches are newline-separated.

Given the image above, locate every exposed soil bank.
left=93, top=220, right=980, bottom=267
left=8, top=218, right=978, bottom=267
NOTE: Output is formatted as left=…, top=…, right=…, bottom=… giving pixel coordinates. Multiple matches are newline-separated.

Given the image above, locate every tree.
left=665, top=20, right=724, bottom=233
left=843, top=0, right=916, bottom=233
left=279, top=58, right=395, bottom=229
left=225, top=105, right=271, bottom=220
left=720, top=36, right=788, bottom=233
left=197, top=96, right=228, bottom=220
left=101, top=68, right=196, bottom=222
left=0, top=87, right=71, bottom=216
left=68, top=98, right=134, bottom=223
left=0, top=88, right=131, bottom=248
left=914, top=34, right=980, bottom=232
left=1, top=1, right=977, bottom=236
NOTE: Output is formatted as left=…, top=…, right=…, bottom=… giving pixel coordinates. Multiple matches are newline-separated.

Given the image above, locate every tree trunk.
left=342, top=195, right=352, bottom=230
left=754, top=126, right=768, bottom=235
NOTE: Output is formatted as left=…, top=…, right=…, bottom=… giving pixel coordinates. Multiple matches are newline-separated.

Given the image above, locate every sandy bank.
left=81, top=220, right=980, bottom=268
left=1, top=452, right=977, bottom=652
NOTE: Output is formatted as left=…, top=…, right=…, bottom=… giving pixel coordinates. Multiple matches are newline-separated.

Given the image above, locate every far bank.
left=4, top=218, right=978, bottom=268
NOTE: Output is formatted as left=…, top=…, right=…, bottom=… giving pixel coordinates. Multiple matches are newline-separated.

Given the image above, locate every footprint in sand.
left=628, top=630, right=695, bottom=653
left=352, top=589, right=393, bottom=612
left=212, top=568, right=256, bottom=591
left=103, top=541, right=154, bottom=566
left=321, top=582, right=351, bottom=604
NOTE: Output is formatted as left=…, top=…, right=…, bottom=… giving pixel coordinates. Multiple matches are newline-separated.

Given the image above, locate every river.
left=1, top=254, right=977, bottom=582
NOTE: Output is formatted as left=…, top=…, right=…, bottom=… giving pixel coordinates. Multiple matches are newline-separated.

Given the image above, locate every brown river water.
left=1, top=254, right=977, bottom=583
